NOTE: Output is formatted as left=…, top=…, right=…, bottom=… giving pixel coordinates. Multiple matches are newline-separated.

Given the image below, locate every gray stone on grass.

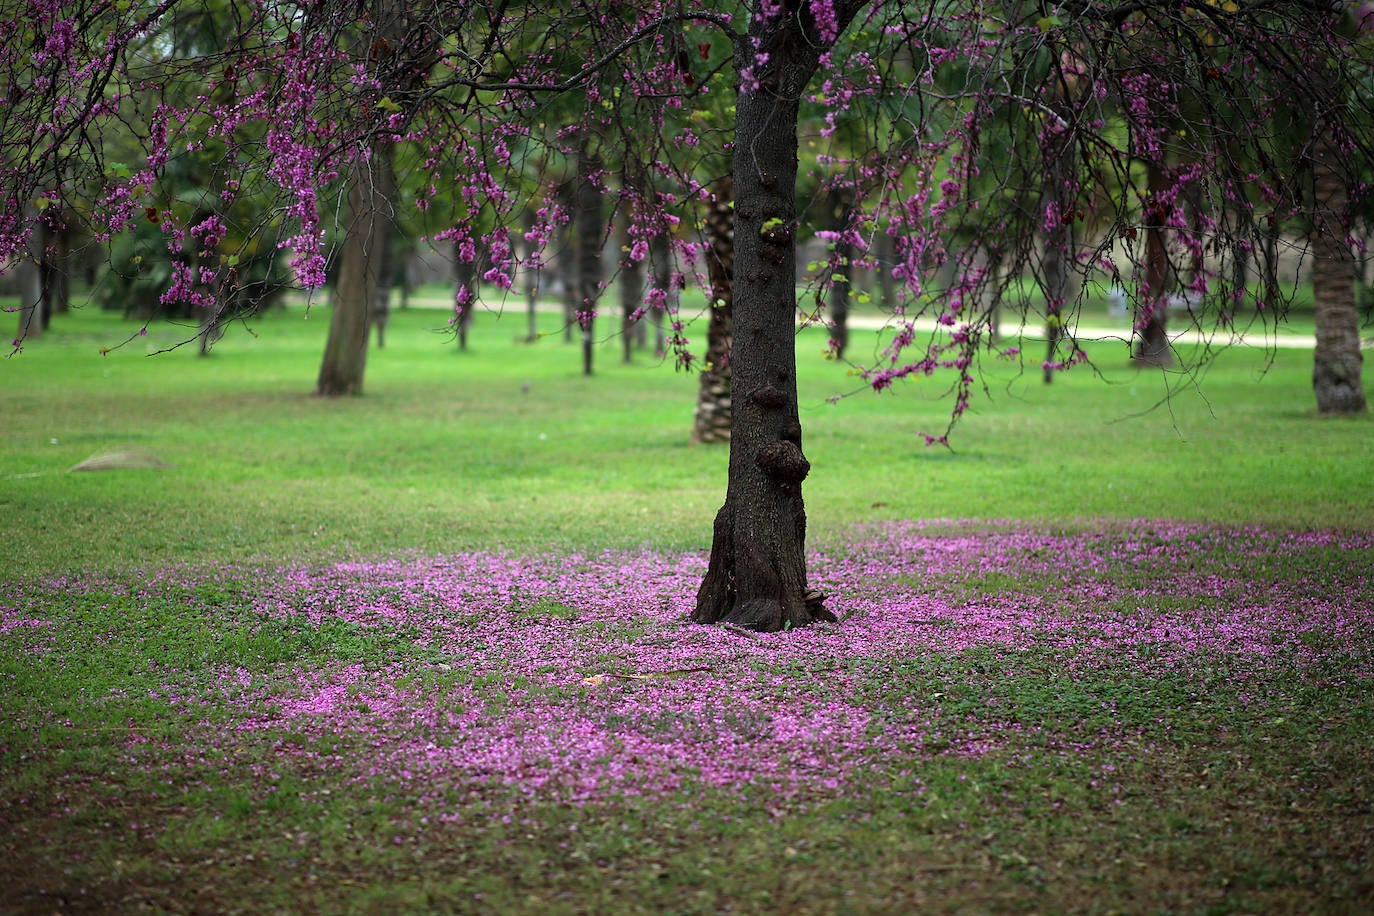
left=69, top=450, right=174, bottom=472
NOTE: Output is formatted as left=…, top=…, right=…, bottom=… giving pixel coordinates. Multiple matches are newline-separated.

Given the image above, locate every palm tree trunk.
left=1310, top=133, right=1366, bottom=414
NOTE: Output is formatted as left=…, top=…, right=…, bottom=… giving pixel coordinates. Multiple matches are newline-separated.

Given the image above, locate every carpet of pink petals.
left=5, top=522, right=1371, bottom=814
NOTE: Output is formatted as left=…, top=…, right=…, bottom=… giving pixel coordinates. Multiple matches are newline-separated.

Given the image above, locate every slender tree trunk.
left=44, top=217, right=70, bottom=317
left=649, top=231, right=673, bottom=355
left=372, top=225, right=395, bottom=349
left=1134, top=160, right=1173, bottom=366
left=398, top=248, right=414, bottom=310
left=576, top=143, right=602, bottom=376
left=1042, top=127, right=1074, bottom=383
left=15, top=203, right=44, bottom=344
left=981, top=246, right=1005, bottom=342
left=618, top=207, right=644, bottom=364
left=693, top=18, right=840, bottom=632
left=826, top=186, right=853, bottom=359
left=558, top=182, right=578, bottom=343
left=454, top=236, right=483, bottom=351
left=523, top=209, right=540, bottom=341
left=196, top=233, right=226, bottom=357
left=691, top=178, right=734, bottom=444
left=317, top=145, right=393, bottom=396
left=874, top=229, right=896, bottom=311
left=1310, top=133, right=1366, bottom=414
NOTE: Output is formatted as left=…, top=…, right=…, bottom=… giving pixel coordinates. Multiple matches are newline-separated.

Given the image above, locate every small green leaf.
left=377, top=96, right=401, bottom=112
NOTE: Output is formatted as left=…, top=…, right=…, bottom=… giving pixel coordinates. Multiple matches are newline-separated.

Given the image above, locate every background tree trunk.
left=873, top=230, right=896, bottom=311
left=825, top=186, right=853, bottom=359
left=523, top=210, right=541, bottom=342
left=372, top=227, right=395, bottom=349
left=1310, top=133, right=1367, bottom=414
left=575, top=143, right=602, bottom=376
left=558, top=182, right=578, bottom=343
left=1133, top=160, right=1173, bottom=366
left=691, top=178, right=734, bottom=445
left=15, top=203, right=45, bottom=344
left=453, top=235, right=484, bottom=351
left=43, top=216, right=71, bottom=318
left=317, top=145, right=394, bottom=396
left=649, top=231, right=673, bottom=355
left=692, top=20, right=839, bottom=633
left=618, top=207, right=644, bottom=363
left=1042, top=125, right=1075, bottom=383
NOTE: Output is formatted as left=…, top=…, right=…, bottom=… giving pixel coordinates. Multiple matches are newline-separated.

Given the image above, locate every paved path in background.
left=840, top=313, right=1326, bottom=349
left=400, top=294, right=1334, bottom=350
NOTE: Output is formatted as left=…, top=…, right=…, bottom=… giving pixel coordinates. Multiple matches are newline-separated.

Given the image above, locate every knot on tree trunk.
left=805, top=588, right=834, bottom=622
left=751, top=385, right=788, bottom=409
left=756, top=439, right=809, bottom=484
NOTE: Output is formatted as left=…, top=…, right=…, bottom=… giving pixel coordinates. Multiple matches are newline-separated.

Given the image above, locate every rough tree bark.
left=692, top=8, right=861, bottom=632
left=317, top=144, right=394, bottom=395
left=1309, top=132, right=1367, bottom=414
left=691, top=177, right=734, bottom=444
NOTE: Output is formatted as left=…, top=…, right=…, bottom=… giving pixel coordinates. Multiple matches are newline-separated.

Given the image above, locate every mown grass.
left=2, top=297, right=1369, bottom=577
left=2, top=299, right=1372, bottom=915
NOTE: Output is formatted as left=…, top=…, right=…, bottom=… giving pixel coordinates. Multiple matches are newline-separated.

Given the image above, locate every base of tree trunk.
left=1314, top=357, right=1368, bottom=414
left=1132, top=322, right=1173, bottom=367
left=691, top=500, right=836, bottom=632
left=1043, top=324, right=1061, bottom=383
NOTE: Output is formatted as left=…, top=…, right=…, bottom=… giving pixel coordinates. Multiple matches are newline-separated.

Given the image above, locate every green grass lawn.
left=2, top=298, right=1368, bottom=577
left=2, top=300, right=1372, bottom=914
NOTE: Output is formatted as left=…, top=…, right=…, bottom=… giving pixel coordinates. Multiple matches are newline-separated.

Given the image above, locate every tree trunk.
left=1042, top=125, right=1074, bottom=383
left=691, top=177, right=734, bottom=445
left=558, top=181, right=578, bottom=343
left=692, top=18, right=840, bottom=632
left=576, top=143, right=602, bottom=376
left=826, top=185, right=853, bottom=359
left=372, top=225, right=395, bottom=349
left=15, top=203, right=44, bottom=344
left=454, top=236, right=483, bottom=351
left=523, top=209, right=540, bottom=341
left=649, top=231, right=673, bottom=355
left=1133, top=160, right=1172, bottom=366
left=44, top=216, right=70, bottom=317
left=618, top=206, right=644, bottom=363
left=317, top=145, right=394, bottom=396
left=1310, top=133, right=1366, bottom=414
left=874, top=229, right=896, bottom=311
